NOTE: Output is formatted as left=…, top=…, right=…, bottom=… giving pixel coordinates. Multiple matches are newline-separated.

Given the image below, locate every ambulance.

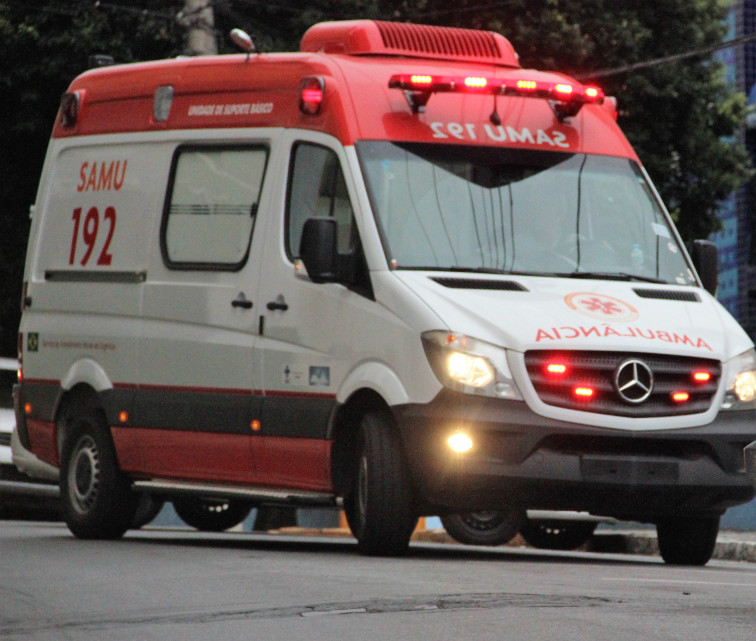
left=13, top=19, right=756, bottom=564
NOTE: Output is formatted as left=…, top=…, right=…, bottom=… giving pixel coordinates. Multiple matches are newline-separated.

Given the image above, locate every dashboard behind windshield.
left=356, top=142, right=695, bottom=286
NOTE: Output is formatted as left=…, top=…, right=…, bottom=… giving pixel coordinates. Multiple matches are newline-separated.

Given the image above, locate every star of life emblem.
left=564, top=292, right=639, bottom=322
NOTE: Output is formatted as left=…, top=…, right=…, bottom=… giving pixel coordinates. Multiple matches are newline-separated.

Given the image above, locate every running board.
left=132, top=480, right=339, bottom=507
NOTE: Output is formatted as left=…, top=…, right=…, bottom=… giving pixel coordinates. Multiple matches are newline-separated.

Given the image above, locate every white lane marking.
left=301, top=608, right=367, bottom=617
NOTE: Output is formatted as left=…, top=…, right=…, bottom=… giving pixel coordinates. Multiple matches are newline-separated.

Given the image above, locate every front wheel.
left=173, top=497, right=252, bottom=532
left=344, top=412, right=416, bottom=556
left=656, top=516, right=720, bottom=566
left=60, top=410, right=138, bottom=539
left=441, top=509, right=524, bottom=546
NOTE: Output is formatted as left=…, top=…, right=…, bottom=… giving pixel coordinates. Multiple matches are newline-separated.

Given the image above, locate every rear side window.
left=162, top=145, right=268, bottom=270
left=286, top=143, right=356, bottom=258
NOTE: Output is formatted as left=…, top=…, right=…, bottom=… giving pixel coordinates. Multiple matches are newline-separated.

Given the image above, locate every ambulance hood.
left=394, top=271, right=752, bottom=361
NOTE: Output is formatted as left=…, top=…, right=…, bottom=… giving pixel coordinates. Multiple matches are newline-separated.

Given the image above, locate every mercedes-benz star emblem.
left=614, top=358, right=654, bottom=404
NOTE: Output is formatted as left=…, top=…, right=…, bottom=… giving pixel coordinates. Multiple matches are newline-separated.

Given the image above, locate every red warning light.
left=546, top=363, right=567, bottom=375
left=516, top=79, right=538, bottom=91
left=464, top=76, right=487, bottom=88
left=299, top=76, right=324, bottom=115
left=573, top=386, right=594, bottom=399
left=410, top=75, right=433, bottom=86
left=671, top=391, right=690, bottom=403
left=692, top=371, right=711, bottom=383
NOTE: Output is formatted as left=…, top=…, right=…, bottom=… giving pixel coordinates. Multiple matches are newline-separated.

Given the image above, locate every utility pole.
left=179, top=0, right=217, bottom=56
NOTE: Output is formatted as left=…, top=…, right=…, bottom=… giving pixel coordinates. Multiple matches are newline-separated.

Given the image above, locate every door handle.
left=231, top=293, right=253, bottom=309
left=266, top=295, right=289, bottom=312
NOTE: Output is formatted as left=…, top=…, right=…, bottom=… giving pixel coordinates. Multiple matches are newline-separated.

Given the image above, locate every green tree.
left=0, top=1, right=182, bottom=357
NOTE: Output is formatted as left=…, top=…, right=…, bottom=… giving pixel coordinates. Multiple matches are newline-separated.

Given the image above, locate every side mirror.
left=690, top=239, right=718, bottom=296
left=299, top=217, right=337, bottom=283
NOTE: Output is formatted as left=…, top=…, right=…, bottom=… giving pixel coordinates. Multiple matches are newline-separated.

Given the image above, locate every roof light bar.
left=388, top=73, right=604, bottom=118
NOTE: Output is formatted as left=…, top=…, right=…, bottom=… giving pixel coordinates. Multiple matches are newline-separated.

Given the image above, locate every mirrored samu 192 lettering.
left=431, top=122, right=570, bottom=148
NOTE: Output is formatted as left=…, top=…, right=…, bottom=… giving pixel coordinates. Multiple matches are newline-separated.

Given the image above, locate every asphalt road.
left=1, top=521, right=755, bottom=641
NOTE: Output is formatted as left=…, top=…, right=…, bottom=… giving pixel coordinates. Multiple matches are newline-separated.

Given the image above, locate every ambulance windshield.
left=356, top=142, right=695, bottom=286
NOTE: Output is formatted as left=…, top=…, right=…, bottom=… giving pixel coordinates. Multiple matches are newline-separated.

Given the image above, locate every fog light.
left=448, top=432, right=473, bottom=453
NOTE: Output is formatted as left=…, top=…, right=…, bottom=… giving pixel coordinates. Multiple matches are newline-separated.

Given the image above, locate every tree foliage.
left=0, top=0, right=751, bottom=356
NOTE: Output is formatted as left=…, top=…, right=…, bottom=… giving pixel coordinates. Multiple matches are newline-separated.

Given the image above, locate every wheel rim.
left=68, top=435, right=100, bottom=514
left=461, top=511, right=507, bottom=531
left=201, top=500, right=231, bottom=515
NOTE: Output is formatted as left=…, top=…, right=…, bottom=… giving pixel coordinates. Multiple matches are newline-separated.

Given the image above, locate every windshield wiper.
left=401, top=266, right=510, bottom=274
left=560, top=271, right=668, bottom=284
left=400, top=266, right=669, bottom=284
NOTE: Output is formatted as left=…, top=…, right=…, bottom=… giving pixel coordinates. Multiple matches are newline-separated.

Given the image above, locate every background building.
left=712, top=0, right=756, bottom=529
left=713, top=1, right=756, bottom=338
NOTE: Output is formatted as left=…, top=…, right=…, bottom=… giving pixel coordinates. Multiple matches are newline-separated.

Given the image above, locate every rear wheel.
left=441, top=509, right=524, bottom=546
left=344, top=412, right=416, bottom=556
left=520, top=518, right=597, bottom=551
left=131, top=495, right=164, bottom=529
left=60, top=410, right=138, bottom=539
left=173, top=497, right=252, bottom=532
left=656, top=516, right=720, bottom=566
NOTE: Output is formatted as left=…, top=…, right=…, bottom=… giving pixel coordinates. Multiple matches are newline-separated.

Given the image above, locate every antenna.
left=230, top=28, right=256, bottom=60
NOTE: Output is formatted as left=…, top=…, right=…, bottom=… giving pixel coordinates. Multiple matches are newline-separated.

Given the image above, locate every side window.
left=286, top=143, right=356, bottom=258
left=162, top=145, right=268, bottom=269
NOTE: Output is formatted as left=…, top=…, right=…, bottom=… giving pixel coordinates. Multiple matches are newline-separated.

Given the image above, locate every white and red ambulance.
left=13, top=19, right=756, bottom=563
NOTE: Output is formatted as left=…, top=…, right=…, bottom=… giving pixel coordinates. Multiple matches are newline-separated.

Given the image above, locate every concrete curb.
left=587, top=529, right=756, bottom=563
left=271, top=527, right=756, bottom=563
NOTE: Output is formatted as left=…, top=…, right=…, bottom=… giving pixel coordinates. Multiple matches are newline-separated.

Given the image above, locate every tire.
left=520, top=518, right=597, bottom=551
left=131, top=495, right=164, bottom=529
left=441, top=510, right=524, bottom=546
left=656, top=516, right=720, bottom=566
left=60, top=410, right=138, bottom=539
left=343, top=412, right=416, bottom=556
left=173, top=497, right=252, bottom=532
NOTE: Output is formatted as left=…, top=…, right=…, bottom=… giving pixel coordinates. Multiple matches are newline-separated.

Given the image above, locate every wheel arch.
left=54, top=358, right=115, bottom=459
left=55, top=384, right=112, bottom=465
left=329, top=387, right=396, bottom=496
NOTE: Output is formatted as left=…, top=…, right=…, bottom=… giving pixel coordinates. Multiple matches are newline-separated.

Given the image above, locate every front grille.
left=524, top=350, right=721, bottom=417
left=0, top=432, right=11, bottom=447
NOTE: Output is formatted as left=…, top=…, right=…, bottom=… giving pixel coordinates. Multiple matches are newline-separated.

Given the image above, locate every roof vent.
left=301, top=20, right=519, bottom=68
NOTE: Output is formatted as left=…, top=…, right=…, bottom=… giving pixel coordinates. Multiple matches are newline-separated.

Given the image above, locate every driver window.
left=286, top=143, right=356, bottom=258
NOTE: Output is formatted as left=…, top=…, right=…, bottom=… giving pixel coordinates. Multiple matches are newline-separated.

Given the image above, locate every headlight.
left=721, top=348, right=756, bottom=410
left=421, top=331, right=522, bottom=399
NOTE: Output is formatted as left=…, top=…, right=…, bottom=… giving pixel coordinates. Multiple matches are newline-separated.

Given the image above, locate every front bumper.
left=746, top=441, right=756, bottom=487
left=395, top=390, right=756, bottom=520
